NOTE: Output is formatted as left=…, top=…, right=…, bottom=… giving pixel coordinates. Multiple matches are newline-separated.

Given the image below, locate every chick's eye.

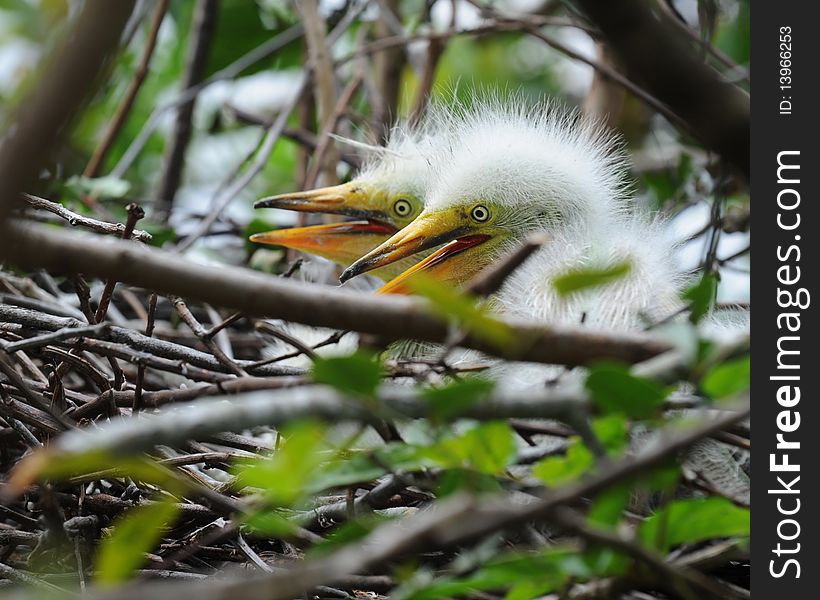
left=471, top=205, right=490, bottom=222
left=393, top=198, right=413, bottom=216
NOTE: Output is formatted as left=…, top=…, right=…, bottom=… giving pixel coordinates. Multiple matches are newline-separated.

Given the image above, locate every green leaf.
left=243, top=510, right=298, bottom=538
left=683, top=273, right=717, bottom=323
left=639, top=497, right=750, bottom=552
left=533, top=441, right=593, bottom=486
left=552, top=261, right=631, bottom=296
left=95, top=497, right=181, bottom=586
left=421, top=377, right=496, bottom=422
left=309, top=453, right=387, bottom=492
left=408, top=274, right=514, bottom=347
left=311, top=352, right=383, bottom=397
left=702, top=356, right=750, bottom=399
left=587, top=485, right=631, bottom=528
left=233, top=420, right=327, bottom=506
left=585, top=363, right=667, bottom=419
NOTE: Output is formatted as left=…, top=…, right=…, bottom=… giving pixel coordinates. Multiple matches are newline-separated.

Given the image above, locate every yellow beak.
left=254, top=182, right=374, bottom=218
left=377, top=235, right=491, bottom=294
left=340, top=210, right=481, bottom=284
left=249, top=221, right=398, bottom=266
left=252, top=181, right=405, bottom=277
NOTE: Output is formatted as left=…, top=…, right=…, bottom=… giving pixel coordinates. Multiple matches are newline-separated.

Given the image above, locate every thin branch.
left=83, top=0, right=169, bottom=178
left=572, top=0, right=750, bottom=180
left=21, top=194, right=152, bottom=242
left=153, top=0, right=218, bottom=223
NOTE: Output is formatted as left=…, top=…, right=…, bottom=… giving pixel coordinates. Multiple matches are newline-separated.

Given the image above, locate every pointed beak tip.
left=339, top=267, right=356, bottom=284
left=254, top=198, right=273, bottom=209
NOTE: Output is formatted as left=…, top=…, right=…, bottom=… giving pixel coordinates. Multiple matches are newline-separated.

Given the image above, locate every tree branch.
left=0, top=220, right=671, bottom=368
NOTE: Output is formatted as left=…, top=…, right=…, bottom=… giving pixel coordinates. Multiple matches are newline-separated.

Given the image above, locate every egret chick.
left=251, top=126, right=438, bottom=281
left=345, top=97, right=684, bottom=330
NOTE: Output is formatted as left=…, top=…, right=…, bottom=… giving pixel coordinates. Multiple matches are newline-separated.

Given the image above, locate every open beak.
left=340, top=210, right=476, bottom=283
left=377, top=234, right=491, bottom=294
left=255, top=182, right=370, bottom=216
left=251, top=182, right=399, bottom=264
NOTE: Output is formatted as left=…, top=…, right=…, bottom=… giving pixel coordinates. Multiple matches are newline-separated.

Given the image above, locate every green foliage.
left=408, top=274, right=514, bottom=347
left=640, top=497, right=750, bottom=553
left=552, top=260, right=631, bottom=297
left=395, top=546, right=626, bottom=600
left=95, top=497, right=181, bottom=586
left=701, top=355, right=750, bottom=399
left=233, top=420, right=327, bottom=506
left=533, top=416, right=628, bottom=486
left=683, top=273, right=717, bottom=323
left=585, top=362, right=668, bottom=419
left=311, top=352, right=384, bottom=397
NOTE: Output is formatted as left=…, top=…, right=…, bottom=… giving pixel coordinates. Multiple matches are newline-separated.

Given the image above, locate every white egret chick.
left=342, top=97, right=683, bottom=330
left=251, top=126, right=438, bottom=281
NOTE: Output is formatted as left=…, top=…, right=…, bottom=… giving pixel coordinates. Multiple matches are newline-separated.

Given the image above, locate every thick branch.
left=573, top=0, right=749, bottom=180
left=0, top=221, right=670, bottom=367
left=0, top=0, right=135, bottom=223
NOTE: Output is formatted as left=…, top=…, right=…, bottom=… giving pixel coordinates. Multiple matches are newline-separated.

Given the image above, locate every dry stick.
left=154, top=0, right=218, bottom=223
left=297, top=0, right=340, bottom=187
left=304, top=74, right=364, bottom=189
left=83, top=0, right=170, bottom=178
left=133, top=292, right=157, bottom=414
left=95, top=203, right=145, bottom=322
left=0, top=353, right=73, bottom=430
left=372, top=0, right=406, bottom=140
left=0, top=324, right=109, bottom=354
left=0, top=306, right=302, bottom=381
left=408, top=35, right=445, bottom=127
left=170, top=296, right=247, bottom=377
left=0, top=221, right=670, bottom=367
left=465, top=233, right=547, bottom=297
left=0, top=383, right=42, bottom=447
left=21, top=194, right=153, bottom=242
left=254, top=322, right=318, bottom=361
left=0, top=0, right=136, bottom=224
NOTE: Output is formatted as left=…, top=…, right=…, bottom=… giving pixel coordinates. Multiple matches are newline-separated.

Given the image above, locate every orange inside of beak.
left=378, top=234, right=491, bottom=295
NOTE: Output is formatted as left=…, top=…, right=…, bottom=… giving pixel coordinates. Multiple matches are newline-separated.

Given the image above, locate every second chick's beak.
left=251, top=182, right=399, bottom=266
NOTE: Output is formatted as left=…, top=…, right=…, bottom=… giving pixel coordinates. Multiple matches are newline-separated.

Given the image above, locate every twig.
left=304, top=74, right=364, bottom=189
left=95, top=203, right=145, bottom=322
left=133, top=292, right=157, bottom=414
left=153, top=0, right=218, bottom=223
left=297, top=0, right=339, bottom=187
left=572, top=0, right=749, bottom=179
left=110, top=24, right=305, bottom=178
left=83, top=0, right=170, bottom=178
left=170, top=296, right=247, bottom=377
left=174, top=78, right=309, bottom=252
left=0, top=305, right=303, bottom=378
left=465, top=233, right=547, bottom=297
left=0, top=324, right=109, bottom=354
left=21, top=194, right=153, bottom=242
